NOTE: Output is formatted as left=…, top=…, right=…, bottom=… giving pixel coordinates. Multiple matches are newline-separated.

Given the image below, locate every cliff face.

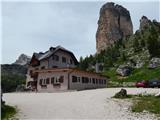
left=139, top=16, right=151, bottom=31
left=96, top=2, right=133, bottom=53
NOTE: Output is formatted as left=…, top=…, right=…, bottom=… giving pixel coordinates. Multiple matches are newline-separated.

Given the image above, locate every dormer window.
left=62, top=57, right=66, bottom=63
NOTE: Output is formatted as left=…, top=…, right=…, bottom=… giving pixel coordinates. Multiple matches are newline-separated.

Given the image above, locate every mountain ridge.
left=13, top=54, right=31, bottom=66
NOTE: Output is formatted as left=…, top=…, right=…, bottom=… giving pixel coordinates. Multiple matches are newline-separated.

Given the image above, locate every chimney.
left=49, top=47, right=54, bottom=51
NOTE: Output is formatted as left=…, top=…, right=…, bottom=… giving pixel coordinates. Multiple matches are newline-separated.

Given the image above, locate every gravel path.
left=4, top=88, right=160, bottom=120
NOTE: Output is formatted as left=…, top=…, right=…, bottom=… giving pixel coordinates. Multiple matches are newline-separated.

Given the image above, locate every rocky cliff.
left=96, top=2, right=133, bottom=53
left=13, top=54, right=31, bottom=65
left=139, top=16, right=151, bottom=31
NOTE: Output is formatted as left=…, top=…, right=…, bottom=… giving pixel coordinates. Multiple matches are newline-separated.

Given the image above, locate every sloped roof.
left=33, top=67, right=108, bottom=79
left=32, top=46, right=78, bottom=64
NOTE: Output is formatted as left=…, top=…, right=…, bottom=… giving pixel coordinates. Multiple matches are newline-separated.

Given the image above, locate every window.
left=92, top=78, right=95, bottom=84
left=90, top=78, right=92, bottom=83
left=53, top=79, right=60, bottom=87
left=86, top=77, right=89, bottom=83
left=53, top=55, right=59, bottom=61
left=43, top=79, right=46, bottom=84
left=72, top=76, right=77, bottom=83
left=78, top=77, right=80, bottom=82
left=99, top=79, right=101, bottom=84
left=39, top=79, right=43, bottom=85
left=70, top=59, right=73, bottom=64
left=41, top=66, right=45, bottom=69
left=55, top=78, right=59, bottom=83
left=62, top=57, right=66, bottom=63
left=101, top=79, right=103, bottom=84
left=82, top=77, right=89, bottom=83
left=104, top=80, right=106, bottom=84
left=96, top=79, right=98, bottom=84
left=82, top=77, right=85, bottom=83
left=59, top=76, right=64, bottom=83
left=46, top=78, right=50, bottom=84
left=52, top=77, right=61, bottom=87
left=51, top=77, right=54, bottom=84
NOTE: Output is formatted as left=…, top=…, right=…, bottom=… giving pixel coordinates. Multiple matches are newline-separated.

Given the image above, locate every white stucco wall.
left=37, top=71, right=69, bottom=92
left=69, top=71, right=107, bottom=90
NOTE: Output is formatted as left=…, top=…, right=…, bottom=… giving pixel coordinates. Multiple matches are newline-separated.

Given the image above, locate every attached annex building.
left=26, top=46, right=107, bottom=92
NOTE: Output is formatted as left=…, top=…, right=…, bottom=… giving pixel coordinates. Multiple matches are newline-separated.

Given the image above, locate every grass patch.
left=131, top=95, right=160, bottom=115
left=113, top=93, right=160, bottom=116
left=1, top=104, right=17, bottom=120
left=103, top=67, right=160, bottom=87
left=123, top=67, right=160, bottom=82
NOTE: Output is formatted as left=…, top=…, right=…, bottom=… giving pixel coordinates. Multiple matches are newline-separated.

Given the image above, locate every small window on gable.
left=53, top=55, right=59, bottom=61
left=62, top=57, right=66, bottom=63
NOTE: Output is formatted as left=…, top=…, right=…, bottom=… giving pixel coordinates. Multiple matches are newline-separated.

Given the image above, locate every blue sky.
left=1, top=0, right=159, bottom=64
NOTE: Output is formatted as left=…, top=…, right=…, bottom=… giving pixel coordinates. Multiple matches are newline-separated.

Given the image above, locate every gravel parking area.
left=3, top=88, right=160, bottom=120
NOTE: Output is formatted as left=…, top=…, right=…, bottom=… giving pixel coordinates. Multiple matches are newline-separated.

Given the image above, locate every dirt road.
left=4, top=88, right=160, bottom=120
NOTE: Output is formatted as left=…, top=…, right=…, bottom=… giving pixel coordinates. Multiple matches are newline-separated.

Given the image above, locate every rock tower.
left=96, top=2, right=133, bottom=53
